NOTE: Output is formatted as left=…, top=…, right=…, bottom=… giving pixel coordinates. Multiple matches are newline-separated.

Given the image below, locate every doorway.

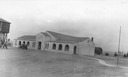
left=74, top=46, right=77, bottom=54
left=38, top=42, right=42, bottom=50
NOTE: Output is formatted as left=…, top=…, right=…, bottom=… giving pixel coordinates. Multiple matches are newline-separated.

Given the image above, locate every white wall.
left=45, top=42, right=76, bottom=55
left=27, top=41, right=36, bottom=49
left=13, top=39, right=18, bottom=47
left=35, top=33, right=51, bottom=50
left=78, top=39, right=95, bottom=56
left=13, top=39, right=36, bottom=49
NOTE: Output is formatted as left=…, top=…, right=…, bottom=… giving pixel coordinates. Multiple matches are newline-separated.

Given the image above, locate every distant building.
left=13, top=35, right=36, bottom=49
left=13, top=31, right=95, bottom=56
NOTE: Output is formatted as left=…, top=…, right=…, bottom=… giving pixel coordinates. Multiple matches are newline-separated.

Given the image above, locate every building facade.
left=13, top=35, right=36, bottom=49
left=13, top=31, right=95, bottom=56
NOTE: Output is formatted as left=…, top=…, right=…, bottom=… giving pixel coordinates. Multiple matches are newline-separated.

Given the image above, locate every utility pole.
left=117, top=26, right=121, bottom=67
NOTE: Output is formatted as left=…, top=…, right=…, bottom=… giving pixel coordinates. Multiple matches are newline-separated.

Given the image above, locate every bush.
left=124, top=54, right=127, bottom=58
left=105, top=53, right=109, bottom=56
left=114, top=52, right=118, bottom=57
left=124, top=53, right=128, bottom=58
left=95, top=47, right=103, bottom=55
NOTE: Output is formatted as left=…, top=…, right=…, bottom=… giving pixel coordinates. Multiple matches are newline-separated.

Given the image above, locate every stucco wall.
left=13, top=39, right=36, bottom=49
left=13, top=39, right=18, bottom=47
left=77, top=39, right=95, bottom=56
left=27, top=41, right=36, bottom=49
left=35, top=33, right=51, bottom=50
left=45, top=42, right=76, bottom=55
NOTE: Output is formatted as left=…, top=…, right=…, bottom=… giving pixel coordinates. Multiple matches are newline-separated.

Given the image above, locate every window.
left=27, top=41, right=30, bottom=46
left=23, top=41, right=25, bottom=44
left=58, top=44, right=62, bottom=50
left=19, top=41, right=21, bottom=45
left=65, top=45, right=69, bottom=51
left=32, top=42, right=35, bottom=47
left=52, top=44, right=56, bottom=49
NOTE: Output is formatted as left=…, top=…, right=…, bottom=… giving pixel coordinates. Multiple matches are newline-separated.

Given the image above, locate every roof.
left=41, top=32, right=50, bottom=37
left=17, top=35, right=36, bottom=41
left=47, top=31, right=89, bottom=42
left=0, top=18, right=11, bottom=24
left=47, top=40, right=77, bottom=44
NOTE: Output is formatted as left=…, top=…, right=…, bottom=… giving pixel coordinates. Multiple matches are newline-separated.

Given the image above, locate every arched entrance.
left=74, top=46, right=77, bottom=54
left=38, top=42, right=41, bottom=50
left=58, top=44, right=62, bottom=50
left=65, top=45, right=69, bottom=51
left=52, top=43, right=56, bottom=50
left=27, top=41, right=30, bottom=46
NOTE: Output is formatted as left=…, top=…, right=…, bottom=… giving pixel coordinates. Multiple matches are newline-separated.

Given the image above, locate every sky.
left=0, top=0, right=128, bottom=52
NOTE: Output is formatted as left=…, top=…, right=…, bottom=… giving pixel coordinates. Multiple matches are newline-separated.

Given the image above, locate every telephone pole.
left=117, top=26, right=121, bottom=67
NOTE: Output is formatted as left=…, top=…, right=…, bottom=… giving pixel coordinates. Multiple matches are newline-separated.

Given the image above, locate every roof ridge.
left=47, top=31, right=77, bottom=38
left=47, top=31, right=89, bottom=42
left=17, top=35, right=36, bottom=41
left=41, top=32, right=50, bottom=37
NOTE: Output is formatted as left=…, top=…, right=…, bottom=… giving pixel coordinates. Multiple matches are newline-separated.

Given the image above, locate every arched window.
left=47, top=43, right=49, bottom=48
left=74, top=46, right=77, bottom=54
left=65, top=45, right=69, bottom=51
left=27, top=41, right=30, bottom=46
left=19, top=41, right=21, bottom=45
left=58, top=44, right=62, bottom=50
left=23, top=41, right=25, bottom=44
left=52, top=44, right=56, bottom=49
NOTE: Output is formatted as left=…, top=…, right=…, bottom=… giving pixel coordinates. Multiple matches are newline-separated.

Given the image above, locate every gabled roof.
left=41, top=32, right=50, bottom=37
left=0, top=18, right=11, bottom=24
left=17, top=35, right=36, bottom=41
left=47, top=31, right=89, bottom=42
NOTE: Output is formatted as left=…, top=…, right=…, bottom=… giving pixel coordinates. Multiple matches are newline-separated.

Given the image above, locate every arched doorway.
left=65, top=45, right=69, bottom=51
left=27, top=41, right=30, bottom=46
left=74, top=46, right=77, bottom=54
left=38, top=42, right=41, bottom=50
left=52, top=43, right=56, bottom=49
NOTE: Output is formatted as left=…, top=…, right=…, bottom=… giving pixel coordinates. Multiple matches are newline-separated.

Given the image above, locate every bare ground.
left=0, top=47, right=127, bottom=77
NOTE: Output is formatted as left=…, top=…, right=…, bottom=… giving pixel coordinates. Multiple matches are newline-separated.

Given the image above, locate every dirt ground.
left=94, top=54, right=128, bottom=67
left=0, top=47, right=127, bottom=77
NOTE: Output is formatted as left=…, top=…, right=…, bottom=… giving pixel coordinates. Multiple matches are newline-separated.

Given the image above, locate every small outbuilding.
left=13, top=35, right=36, bottom=49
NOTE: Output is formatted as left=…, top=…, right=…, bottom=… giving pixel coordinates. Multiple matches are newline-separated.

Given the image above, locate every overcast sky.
left=0, top=0, right=128, bottom=52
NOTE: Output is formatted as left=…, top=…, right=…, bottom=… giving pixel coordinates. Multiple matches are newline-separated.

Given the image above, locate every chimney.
left=91, top=37, right=94, bottom=42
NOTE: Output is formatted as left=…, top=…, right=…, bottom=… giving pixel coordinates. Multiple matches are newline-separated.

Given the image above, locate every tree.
left=105, top=53, right=109, bottom=56
left=95, top=47, right=103, bottom=55
left=124, top=54, right=127, bottom=58
left=114, top=52, right=118, bottom=57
